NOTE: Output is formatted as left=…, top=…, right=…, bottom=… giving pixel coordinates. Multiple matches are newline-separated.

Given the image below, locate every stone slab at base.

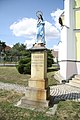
left=16, top=86, right=50, bottom=109
left=16, top=96, right=49, bottom=109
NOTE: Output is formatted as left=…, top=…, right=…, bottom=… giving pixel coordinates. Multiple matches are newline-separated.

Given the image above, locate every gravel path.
left=0, top=82, right=80, bottom=101
left=0, top=82, right=26, bottom=93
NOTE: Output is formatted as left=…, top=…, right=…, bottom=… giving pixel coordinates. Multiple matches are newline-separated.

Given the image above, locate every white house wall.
left=59, top=0, right=77, bottom=80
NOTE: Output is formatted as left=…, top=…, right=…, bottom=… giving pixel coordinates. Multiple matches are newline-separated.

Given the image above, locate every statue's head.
left=36, top=11, right=43, bottom=21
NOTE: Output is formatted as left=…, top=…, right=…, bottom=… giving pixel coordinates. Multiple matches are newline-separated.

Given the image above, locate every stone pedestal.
left=17, top=44, right=50, bottom=108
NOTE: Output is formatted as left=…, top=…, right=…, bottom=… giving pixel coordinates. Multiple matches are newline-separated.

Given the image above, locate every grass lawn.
left=0, top=67, right=30, bottom=86
left=0, top=67, right=80, bottom=120
left=47, top=71, right=59, bottom=86
left=56, top=100, right=80, bottom=120
left=0, top=89, right=56, bottom=120
left=0, top=89, right=80, bottom=120
left=0, top=67, right=59, bottom=86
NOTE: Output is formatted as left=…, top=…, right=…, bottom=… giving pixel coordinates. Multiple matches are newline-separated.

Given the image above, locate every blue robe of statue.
left=36, top=20, right=45, bottom=44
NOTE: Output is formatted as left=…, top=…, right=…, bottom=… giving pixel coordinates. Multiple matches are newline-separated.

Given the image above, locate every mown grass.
left=55, top=100, right=80, bottom=120
left=0, top=67, right=59, bottom=86
left=0, top=89, right=56, bottom=120
left=47, top=71, right=59, bottom=86
left=0, top=89, right=80, bottom=120
left=0, top=67, right=80, bottom=120
left=0, top=67, right=30, bottom=86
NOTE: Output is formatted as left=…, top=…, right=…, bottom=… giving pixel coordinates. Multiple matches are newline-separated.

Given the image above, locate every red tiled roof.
left=51, top=49, right=58, bottom=58
left=5, top=46, right=12, bottom=51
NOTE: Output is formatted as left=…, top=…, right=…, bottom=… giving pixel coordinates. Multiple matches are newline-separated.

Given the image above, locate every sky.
left=0, top=0, right=64, bottom=49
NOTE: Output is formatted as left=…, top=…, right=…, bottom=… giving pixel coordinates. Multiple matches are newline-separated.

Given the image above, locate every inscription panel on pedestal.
left=31, top=52, right=46, bottom=79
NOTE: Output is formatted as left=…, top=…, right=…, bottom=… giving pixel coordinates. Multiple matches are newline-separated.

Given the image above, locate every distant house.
left=51, top=49, right=58, bottom=63
left=4, top=46, right=12, bottom=52
left=0, top=45, right=12, bottom=56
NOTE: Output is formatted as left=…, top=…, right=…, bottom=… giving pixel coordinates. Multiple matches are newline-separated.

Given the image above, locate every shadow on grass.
left=47, top=67, right=60, bottom=72
left=49, top=92, right=80, bottom=107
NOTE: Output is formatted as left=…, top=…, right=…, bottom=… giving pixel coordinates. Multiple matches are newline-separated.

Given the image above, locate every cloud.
left=24, top=39, right=35, bottom=49
left=45, top=21, right=60, bottom=40
left=10, top=18, right=60, bottom=41
left=51, top=9, right=64, bottom=30
left=10, top=18, right=36, bottom=38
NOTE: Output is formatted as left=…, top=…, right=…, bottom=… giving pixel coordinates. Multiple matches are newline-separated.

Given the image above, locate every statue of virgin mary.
left=36, top=11, right=45, bottom=45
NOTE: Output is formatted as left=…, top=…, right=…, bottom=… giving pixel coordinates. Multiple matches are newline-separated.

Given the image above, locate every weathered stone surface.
left=25, top=87, right=47, bottom=101
left=28, top=78, right=48, bottom=89
left=31, top=51, right=47, bottom=80
left=17, top=47, right=50, bottom=108
left=17, top=96, right=49, bottom=108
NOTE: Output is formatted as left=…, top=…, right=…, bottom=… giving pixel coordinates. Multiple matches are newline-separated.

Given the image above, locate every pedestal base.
left=16, top=87, right=50, bottom=108
left=17, top=97, right=49, bottom=109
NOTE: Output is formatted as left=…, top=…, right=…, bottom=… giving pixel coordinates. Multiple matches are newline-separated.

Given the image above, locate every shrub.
left=16, top=64, right=24, bottom=74
left=47, top=57, right=53, bottom=67
left=16, top=57, right=31, bottom=74
left=23, top=62, right=31, bottom=74
left=19, top=57, right=31, bottom=64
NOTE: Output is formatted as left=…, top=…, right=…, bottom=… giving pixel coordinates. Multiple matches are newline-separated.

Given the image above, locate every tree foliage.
left=47, top=49, right=54, bottom=67
left=4, top=42, right=28, bottom=62
left=16, top=51, right=31, bottom=74
left=0, top=40, right=6, bottom=54
left=0, top=41, right=54, bottom=74
left=12, top=43, right=27, bottom=56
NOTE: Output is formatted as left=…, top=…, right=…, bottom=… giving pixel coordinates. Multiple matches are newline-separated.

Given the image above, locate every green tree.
left=47, top=49, right=54, bottom=67
left=0, top=40, right=6, bottom=54
left=12, top=43, right=27, bottom=56
left=2, top=42, right=6, bottom=53
left=16, top=50, right=31, bottom=74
